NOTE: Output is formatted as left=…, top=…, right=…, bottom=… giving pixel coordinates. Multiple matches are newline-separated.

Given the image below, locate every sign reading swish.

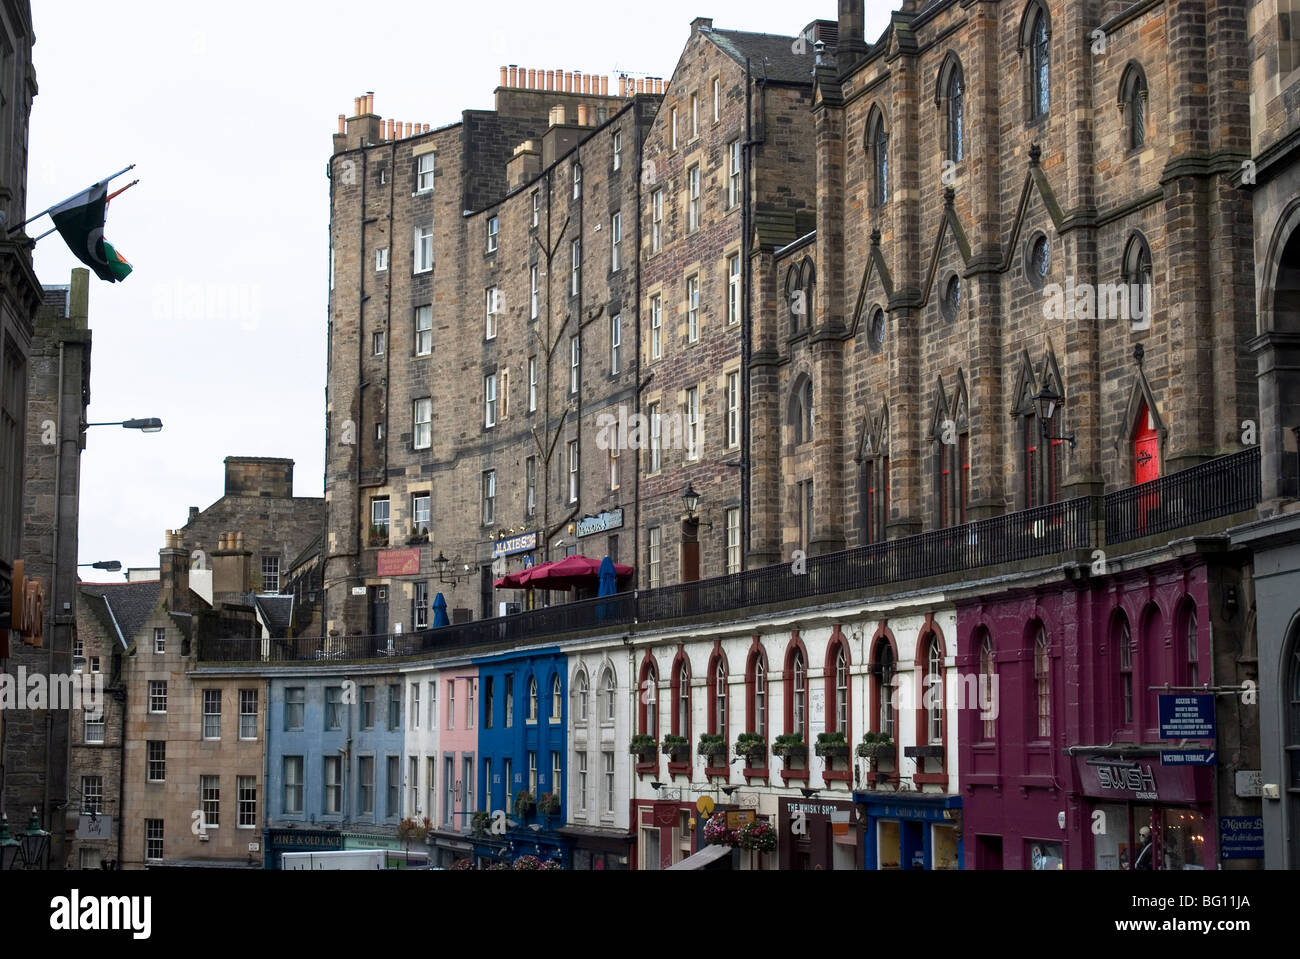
left=492, top=531, right=537, bottom=559
left=1095, top=763, right=1158, bottom=800
left=376, top=549, right=421, bottom=577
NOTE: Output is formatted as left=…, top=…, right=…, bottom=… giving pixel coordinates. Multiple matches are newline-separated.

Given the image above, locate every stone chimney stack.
left=211, top=530, right=253, bottom=596
left=159, top=530, right=190, bottom=610
left=838, top=0, right=868, bottom=65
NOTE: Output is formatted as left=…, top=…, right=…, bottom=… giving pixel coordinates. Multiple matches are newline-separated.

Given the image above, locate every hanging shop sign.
left=1158, top=694, right=1215, bottom=740
left=492, top=531, right=538, bottom=559
left=576, top=508, right=624, bottom=538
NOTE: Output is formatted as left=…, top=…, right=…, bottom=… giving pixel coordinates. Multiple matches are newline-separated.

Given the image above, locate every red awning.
left=503, top=555, right=633, bottom=591
left=492, top=568, right=529, bottom=589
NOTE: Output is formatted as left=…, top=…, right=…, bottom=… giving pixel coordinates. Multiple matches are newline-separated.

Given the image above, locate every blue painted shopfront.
left=471, top=646, right=572, bottom=866
left=853, top=792, right=964, bottom=870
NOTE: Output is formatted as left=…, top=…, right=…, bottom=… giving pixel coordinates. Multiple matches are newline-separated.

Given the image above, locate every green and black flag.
left=49, top=179, right=133, bottom=282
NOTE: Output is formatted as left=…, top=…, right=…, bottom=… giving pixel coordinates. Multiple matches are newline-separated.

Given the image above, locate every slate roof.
left=79, top=580, right=162, bottom=647
left=289, top=531, right=322, bottom=574
left=707, top=28, right=820, bottom=85
left=253, top=594, right=294, bottom=633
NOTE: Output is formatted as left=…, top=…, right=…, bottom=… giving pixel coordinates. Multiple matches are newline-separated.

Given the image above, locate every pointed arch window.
left=826, top=639, right=850, bottom=736
left=639, top=660, right=658, bottom=737
left=867, top=108, right=889, bottom=208
left=979, top=631, right=997, bottom=740
left=933, top=383, right=969, bottom=528
left=1119, top=63, right=1149, bottom=150
left=1123, top=234, right=1153, bottom=324
left=860, top=411, right=891, bottom=545
left=575, top=671, right=589, bottom=723
left=1183, top=602, right=1199, bottom=688
left=1117, top=615, right=1134, bottom=729
left=527, top=676, right=538, bottom=722
left=672, top=659, right=691, bottom=739
left=943, top=61, right=965, bottom=162
left=603, top=667, right=617, bottom=723
left=708, top=654, right=728, bottom=736
left=1034, top=626, right=1051, bottom=739
left=873, top=638, right=896, bottom=739
left=551, top=675, right=563, bottom=722
left=751, top=653, right=768, bottom=738
left=789, top=649, right=807, bottom=738
left=925, top=634, right=944, bottom=744
left=1022, top=3, right=1051, bottom=122
left=790, top=376, right=814, bottom=445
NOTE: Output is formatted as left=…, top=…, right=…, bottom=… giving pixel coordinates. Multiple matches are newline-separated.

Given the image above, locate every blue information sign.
left=1219, top=816, right=1264, bottom=859
left=1160, top=749, right=1216, bottom=766
left=1158, top=694, right=1215, bottom=740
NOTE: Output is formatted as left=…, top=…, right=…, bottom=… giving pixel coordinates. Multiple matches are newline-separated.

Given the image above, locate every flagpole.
left=5, top=164, right=135, bottom=235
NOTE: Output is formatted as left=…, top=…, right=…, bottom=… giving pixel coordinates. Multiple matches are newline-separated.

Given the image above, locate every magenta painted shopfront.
left=956, top=560, right=1220, bottom=870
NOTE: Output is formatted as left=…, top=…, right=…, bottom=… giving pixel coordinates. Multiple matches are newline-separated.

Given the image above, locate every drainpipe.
left=626, top=635, right=635, bottom=857
left=740, top=59, right=754, bottom=571
left=262, top=678, right=271, bottom=866
left=42, top=340, right=64, bottom=854
left=115, top=680, right=126, bottom=868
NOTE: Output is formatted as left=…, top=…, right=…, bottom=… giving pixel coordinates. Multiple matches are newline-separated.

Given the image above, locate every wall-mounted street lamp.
left=83, top=417, right=163, bottom=433
left=0, top=814, right=21, bottom=870
left=1032, top=386, right=1077, bottom=449
left=78, top=560, right=121, bottom=572
left=0, top=808, right=49, bottom=869
left=434, top=551, right=470, bottom=586
left=681, top=482, right=700, bottom=522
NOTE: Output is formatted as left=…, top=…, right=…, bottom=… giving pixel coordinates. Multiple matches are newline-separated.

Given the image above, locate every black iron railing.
left=1104, top=446, right=1260, bottom=545
left=198, top=451, right=1259, bottom=664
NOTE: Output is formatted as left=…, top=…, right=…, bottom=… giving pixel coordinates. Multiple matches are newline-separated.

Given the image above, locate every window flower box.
left=661, top=734, right=690, bottom=761
left=771, top=734, right=807, bottom=762
left=513, top=790, right=535, bottom=817
left=629, top=734, right=659, bottom=761
left=814, top=731, right=850, bottom=758
left=698, top=733, right=728, bottom=764
left=734, top=732, right=766, bottom=765
left=856, top=732, right=896, bottom=760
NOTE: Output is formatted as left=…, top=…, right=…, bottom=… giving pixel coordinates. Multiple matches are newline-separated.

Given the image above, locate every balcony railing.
left=1104, top=446, right=1260, bottom=545
left=198, top=450, right=1259, bottom=665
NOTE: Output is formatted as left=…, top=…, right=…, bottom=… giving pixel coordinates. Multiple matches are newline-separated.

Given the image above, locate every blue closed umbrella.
left=597, top=556, right=618, bottom=597
left=596, top=556, right=617, bottom=621
left=432, top=592, right=449, bottom=628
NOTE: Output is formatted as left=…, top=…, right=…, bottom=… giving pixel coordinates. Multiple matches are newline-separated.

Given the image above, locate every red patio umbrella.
left=518, top=554, right=633, bottom=591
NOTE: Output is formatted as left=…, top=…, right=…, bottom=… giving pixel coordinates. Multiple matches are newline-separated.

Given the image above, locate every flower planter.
left=815, top=744, right=850, bottom=759
left=773, top=746, right=807, bottom=762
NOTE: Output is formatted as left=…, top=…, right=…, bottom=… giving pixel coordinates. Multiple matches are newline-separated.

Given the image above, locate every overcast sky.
left=31, top=0, right=894, bottom=580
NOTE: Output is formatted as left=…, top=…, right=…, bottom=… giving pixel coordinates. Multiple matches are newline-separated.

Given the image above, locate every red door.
left=1134, top=402, right=1160, bottom=530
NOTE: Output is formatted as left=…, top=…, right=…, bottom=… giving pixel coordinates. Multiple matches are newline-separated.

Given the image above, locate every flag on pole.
left=49, top=179, right=133, bottom=282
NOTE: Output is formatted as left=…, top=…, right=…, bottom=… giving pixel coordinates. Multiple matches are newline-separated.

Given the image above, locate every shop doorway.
left=976, top=834, right=1003, bottom=870
left=368, top=586, right=388, bottom=636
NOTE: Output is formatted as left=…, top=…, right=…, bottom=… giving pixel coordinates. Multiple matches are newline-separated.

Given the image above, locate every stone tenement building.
left=636, top=17, right=832, bottom=583
left=325, top=78, right=661, bottom=634
left=757, top=0, right=1254, bottom=559
left=179, top=456, right=323, bottom=601
left=1231, top=0, right=1300, bottom=869
left=0, top=0, right=41, bottom=846
left=4, top=270, right=92, bottom=867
